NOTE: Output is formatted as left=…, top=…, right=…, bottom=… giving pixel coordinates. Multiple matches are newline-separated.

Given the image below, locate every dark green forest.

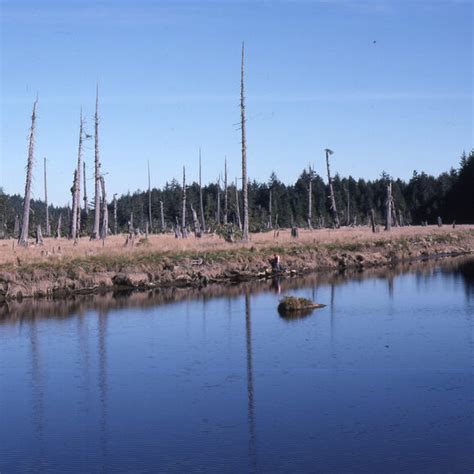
left=1, top=150, right=472, bottom=238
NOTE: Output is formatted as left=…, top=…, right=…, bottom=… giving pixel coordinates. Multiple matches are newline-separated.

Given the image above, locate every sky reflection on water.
left=0, top=257, right=473, bottom=473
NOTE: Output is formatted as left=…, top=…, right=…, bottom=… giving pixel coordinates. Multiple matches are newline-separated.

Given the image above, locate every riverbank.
left=0, top=226, right=473, bottom=301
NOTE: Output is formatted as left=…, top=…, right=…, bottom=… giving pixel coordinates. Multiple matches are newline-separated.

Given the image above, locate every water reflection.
left=2, top=256, right=471, bottom=325
left=98, top=310, right=108, bottom=472
left=244, top=291, right=257, bottom=471
left=1, top=255, right=472, bottom=473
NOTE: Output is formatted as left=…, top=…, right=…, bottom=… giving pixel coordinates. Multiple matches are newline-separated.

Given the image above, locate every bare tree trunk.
left=19, top=98, right=38, bottom=247
left=69, top=170, right=78, bottom=238
left=235, top=177, right=242, bottom=230
left=268, top=188, right=273, bottom=229
left=191, top=204, right=202, bottom=238
left=325, top=148, right=339, bottom=228
left=113, top=194, right=118, bottom=234
left=91, top=84, right=101, bottom=240
left=70, top=110, right=84, bottom=241
left=44, top=157, right=51, bottom=237
left=76, top=109, right=83, bottom=236
left=35, top=225, right=43, bottom=246
left=346, top=186, right=350, bottom=226
left=199, top=148, right=206, bottom=233
left=160, top=200, right=165, bottom=231
left=240, top=42, right=249, bottom=241
left=223, top=156, right=228, bottom=226
left=147, top=160, right=152, bottom=232
left=100, top=176, right=108, bottom=240
left=216, top=176, right=221, bottom=225
left=83, top=161, right=88, bottom=215
left=370, top=208, right=376, bottom=233
left=14, top=215, right=20, bottom=239
left=307, top=166, right=313, bottom=230
left=129, top=212, right=134, bottom=234
left=182, top=166, right=186, bottom=230
left=385, top=182, right=392, bottom=231
left=56, top=214, right=62, bottom=239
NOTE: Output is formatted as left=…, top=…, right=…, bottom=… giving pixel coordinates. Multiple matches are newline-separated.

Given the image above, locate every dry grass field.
left=1, top=225, right=473, bottom=267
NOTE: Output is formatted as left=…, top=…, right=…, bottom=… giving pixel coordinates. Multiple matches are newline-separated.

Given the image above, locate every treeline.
left=0, top=150, right=472, bottom=238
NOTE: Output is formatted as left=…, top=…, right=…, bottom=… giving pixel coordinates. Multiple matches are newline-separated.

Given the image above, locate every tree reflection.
left=244, top=290, right=257, bottom=471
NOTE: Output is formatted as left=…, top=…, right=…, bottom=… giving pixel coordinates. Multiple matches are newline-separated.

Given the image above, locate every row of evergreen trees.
left=0, top=150, right=472, bottom=238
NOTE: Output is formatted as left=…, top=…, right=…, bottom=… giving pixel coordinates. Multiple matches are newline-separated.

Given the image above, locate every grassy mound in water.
left=278, top=296, right=325, bottom=312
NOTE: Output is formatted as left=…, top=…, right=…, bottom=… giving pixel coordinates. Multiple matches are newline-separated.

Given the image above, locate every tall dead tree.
left=70, top=109, right=84, bottom=240
left=325, top=148, right=340, bottom=228
left=223, top=157, right=228, bottom=226
left=199, top=149, right=206, bottom=233
left=113, top=194, right=118, bottom=234
left=385, top=182, right=392, bottom=231
left=307, top=166, right=313, bottom=230
left=240, top=42, right=249, bottom=241
left=83, top=161, right=88, bottom=215
left=69, top=170, right=78, bottom=238
left=181, top=166, right=187, bottom=231
left=147, top=160, right=152, bottom=232
left=100, top=176, right=108, bottom=240
left=235, top=177, right=242, bottom=230
left=44, top=157, right=51, bottom=237
left=91, top=84, right=101, bottom=240
left=216, top=175, right=221, bottom=224
left=18, top=98, right=38, bottom=246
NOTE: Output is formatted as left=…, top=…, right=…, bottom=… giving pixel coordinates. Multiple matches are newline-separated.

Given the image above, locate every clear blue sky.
left=1, top=0, right=472, bottom=206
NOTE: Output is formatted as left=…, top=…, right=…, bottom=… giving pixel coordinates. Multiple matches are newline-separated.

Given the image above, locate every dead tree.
left=191, top=204, right=202, bottom=238
left=14, top=215, right=20, bottom=239
left=240, top=42, right=249, bottom=241
left=160, top=200, right=165, bottom=231
left=370, top=208, right=376, bottom=233
left=235, top=177, right=242, bottom=230
left=35, top=225, right=43, bottom=246
left=56, top=214, right=62, bottom=239
left=44, top=157, right=51, bottom=237
left=307, top=166, right=313, bottom=230
left=325, top=148, right=340, bottom=228
left=76, top=110, right=83, bottom=236
left=91, top=84, right=101, bottom=240
left=129, top=212, right=134, bottom=234
left=83, top=161, right=88, bottom=215
left=113, top=193, right=118, bottom=234
left=223, top=157, right=228, bottom=226
left=147, top=160, right=152, bottom=232
left=346, top=185, right=350, bottom=226
left=19, top=98, right=38, bottom=247
left=181, top=165, right=187, bottom=231
left=69, top=170, right=78, bottom=238
left=268, top=188, right=273, bottom=229
left=70, top=110, right=84, bottom=240
left=385, top=182, right=392, bottom=231
left=216, top=175, right=221, bottom=225
left=199, top=149, right=207, bottom=233
left=100, top=176, right=108, bottom=240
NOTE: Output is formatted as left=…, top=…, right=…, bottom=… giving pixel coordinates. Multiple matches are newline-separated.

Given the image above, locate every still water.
left=1, top=258, right=473, bottom=473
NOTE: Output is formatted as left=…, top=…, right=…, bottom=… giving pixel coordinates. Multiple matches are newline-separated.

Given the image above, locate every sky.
left=1, top=0, right=472, bottom=206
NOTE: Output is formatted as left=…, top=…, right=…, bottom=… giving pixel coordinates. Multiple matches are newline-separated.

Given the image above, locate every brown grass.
left=1, top=224, right=473, bottom=267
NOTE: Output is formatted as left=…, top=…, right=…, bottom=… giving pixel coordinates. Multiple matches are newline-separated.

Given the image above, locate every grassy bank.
left=0, top=226, right=473, bottom=301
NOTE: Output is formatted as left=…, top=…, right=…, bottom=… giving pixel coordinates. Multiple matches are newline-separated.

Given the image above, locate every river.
left=1, top=257, right=473, bottom=473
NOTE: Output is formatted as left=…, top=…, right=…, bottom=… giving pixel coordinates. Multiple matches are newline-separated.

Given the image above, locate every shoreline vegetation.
left=0, top=226, right=473, bottom=303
